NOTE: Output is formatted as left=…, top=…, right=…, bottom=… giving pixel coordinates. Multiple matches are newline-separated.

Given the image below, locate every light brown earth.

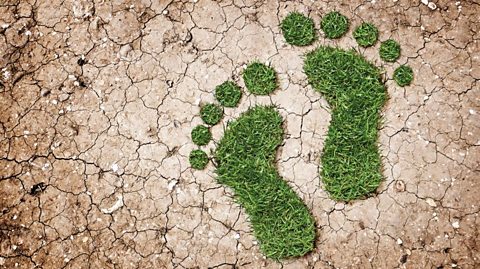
left=0, top=0, right=479, bottom=268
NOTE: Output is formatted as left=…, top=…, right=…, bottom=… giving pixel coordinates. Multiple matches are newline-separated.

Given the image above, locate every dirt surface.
left=1, top=0, right=479, bottom=268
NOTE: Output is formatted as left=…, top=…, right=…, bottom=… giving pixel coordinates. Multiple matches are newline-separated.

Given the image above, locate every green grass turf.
left=320, top=11, right=349, bottom=39
left=191, top=125, right=212, bottom=146
left=190, top=149, right=209, bottom=170
left=215, top=81, right=242, bottom=107
left=304, top=46, right=387, bottom=201
left=379, top=39, right=401, bottom=62
left=200, top=103, right=223, bottom=125
left=281, top=12, right=316, bottom=46
left=243, top=62, right=277, bottom=95
left=353, top=22, right=378, bottom=47
left=214, top=106, right=315, bottom=259
left=393, top=65, right=414, bottom=87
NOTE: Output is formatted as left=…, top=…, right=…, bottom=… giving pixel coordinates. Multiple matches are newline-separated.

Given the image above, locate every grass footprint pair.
left=189, top=11, right=414, bottom=259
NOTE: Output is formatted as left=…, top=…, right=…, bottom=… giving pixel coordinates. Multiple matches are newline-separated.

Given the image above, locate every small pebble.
left=426, top=198, right=437, bottom=207
left=111, top=163, right=119, bottom=173
left=395, top=180, right=406, bottom=192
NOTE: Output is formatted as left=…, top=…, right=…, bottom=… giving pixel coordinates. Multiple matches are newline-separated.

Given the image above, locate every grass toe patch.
left=243, top=62, right=277, bottom=95
left=215, top=81, right=242, bottom=107
left=394, top=65, right=414, bottom=86
left=215, top=106, right=315, bottom=259
left=191, top=125, right=211, bottom=146
left=281, top=12, right=316, bottom=46
left=321, top=11, right=349, bottom=39
left=379, top=39, right=401, bottom=62
left=201, top=103, right=223, bottom=125
left=304, top=46, right=387, bottom=201
left=353, top=22, right=378, bottom=47
left=190, top=149, right=209, bottom=170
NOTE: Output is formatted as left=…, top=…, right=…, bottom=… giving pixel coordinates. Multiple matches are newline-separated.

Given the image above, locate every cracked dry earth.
left=0, top=0, right=479, bottom=268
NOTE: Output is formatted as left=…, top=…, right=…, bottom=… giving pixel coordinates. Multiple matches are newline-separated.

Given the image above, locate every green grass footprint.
left=303, top=12, right=412, bottom=200
left=304, top=46, right=387, bottom=200
left=190, top=64, right=315, bottom=259
left=216, top=105, right=315, bottom=259
left=188, top=10, right=414, bottom=259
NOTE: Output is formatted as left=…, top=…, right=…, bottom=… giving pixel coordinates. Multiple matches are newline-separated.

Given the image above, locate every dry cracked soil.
left=0, top=0, right=479, bottom=268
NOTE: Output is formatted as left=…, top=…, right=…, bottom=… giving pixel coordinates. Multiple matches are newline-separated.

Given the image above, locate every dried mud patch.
left=0, top=0, right=479, bottom=268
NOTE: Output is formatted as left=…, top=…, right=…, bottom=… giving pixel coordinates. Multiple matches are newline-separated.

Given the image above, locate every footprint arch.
left=304, top=46, right=387, bottom=201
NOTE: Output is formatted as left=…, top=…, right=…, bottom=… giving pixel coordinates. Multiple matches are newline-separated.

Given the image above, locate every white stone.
left=111, top=163, right=119, bottom=172
left=428, top=2, right=437, bottom=10
left=167, top=180, right=178, bottom=191
left=3, top=70, right=10, bottom=80
left=421, top=0, right=429, bottom=5
left=452, top=221, right=460, bottom=229
left=101, top=196, right=124, bottom=214
left=426, top=198, right=437, bottom=207
left=119, top=44, right=132, bottom=58
left=397, top=238, right=403, bottom=245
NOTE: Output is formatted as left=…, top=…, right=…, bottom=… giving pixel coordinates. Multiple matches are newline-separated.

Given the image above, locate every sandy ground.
left=0, top=0, right=479, bottom=268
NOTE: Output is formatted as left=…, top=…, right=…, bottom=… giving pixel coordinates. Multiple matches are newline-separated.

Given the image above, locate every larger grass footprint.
left=190, top=65, right=315, bottom=259
left=189, top=10, right=414, bottom=260
left=216, top=106, right=315, bottom=259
